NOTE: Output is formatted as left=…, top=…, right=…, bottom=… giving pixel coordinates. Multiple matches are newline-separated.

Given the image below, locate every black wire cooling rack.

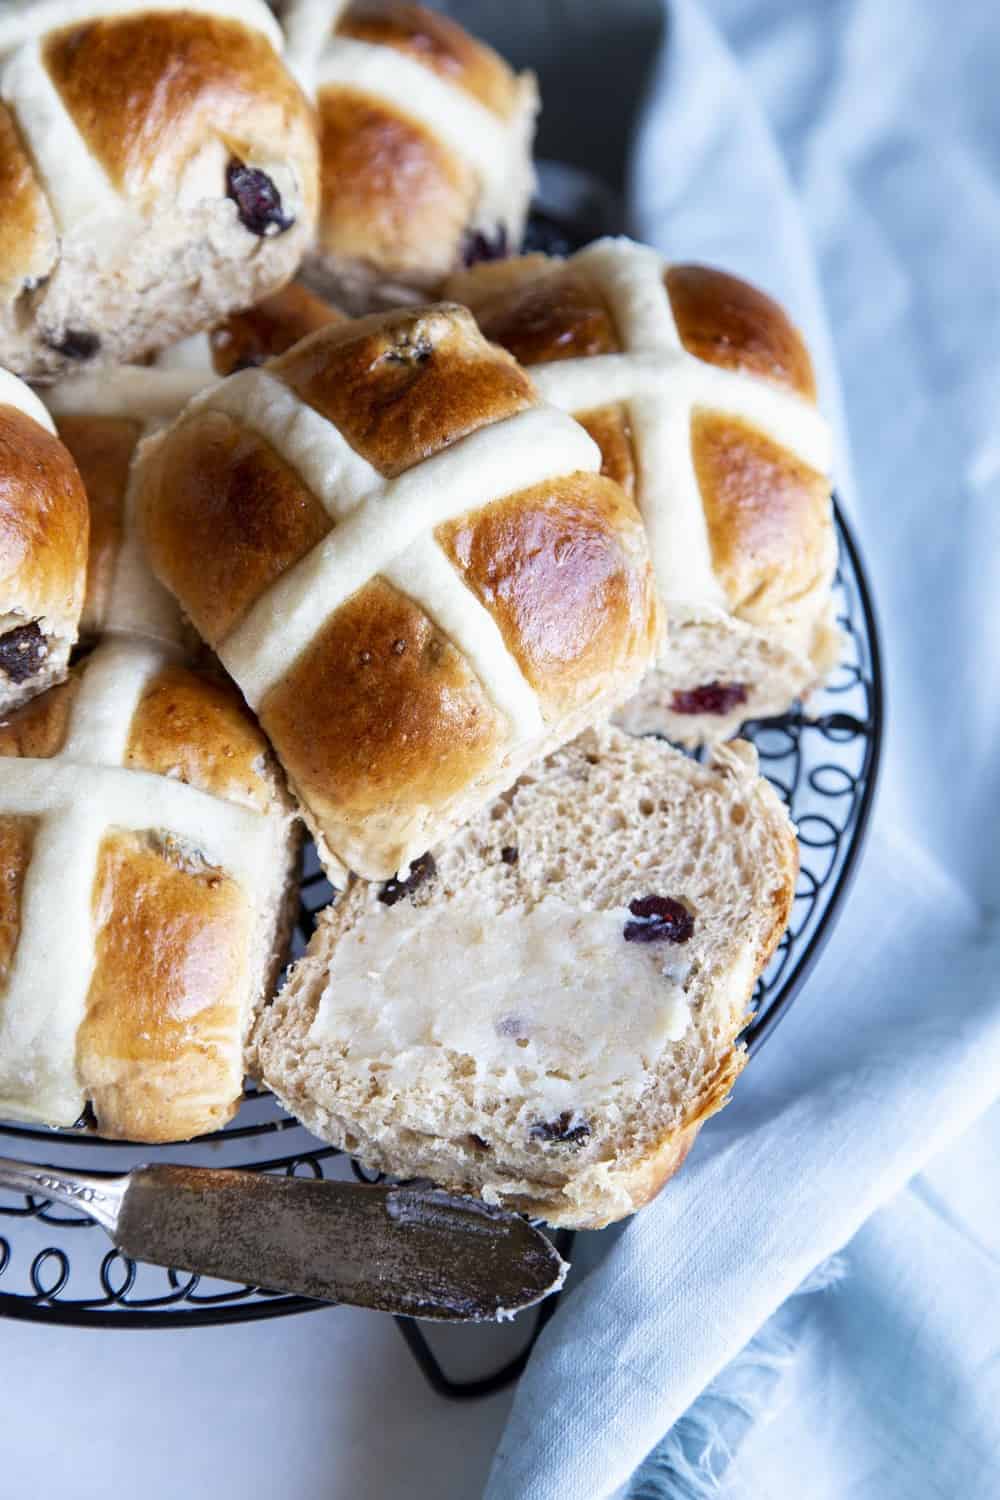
left=0, top=498, right=882, bottom=1393
left=0, top=187, right=883, bottom=1397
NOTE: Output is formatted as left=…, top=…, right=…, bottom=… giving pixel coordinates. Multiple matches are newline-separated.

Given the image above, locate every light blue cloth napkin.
left=484, top=2, right=1000, bottom=1496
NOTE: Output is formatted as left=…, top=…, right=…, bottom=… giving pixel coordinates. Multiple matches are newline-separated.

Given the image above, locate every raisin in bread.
left=252, top=726, right=797, bottom=1229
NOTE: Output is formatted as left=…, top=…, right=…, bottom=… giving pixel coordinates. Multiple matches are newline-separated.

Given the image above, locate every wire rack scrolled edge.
left=0, top=178, right=883, bottom=1396
left=0, top=495, right=882, bottom=1410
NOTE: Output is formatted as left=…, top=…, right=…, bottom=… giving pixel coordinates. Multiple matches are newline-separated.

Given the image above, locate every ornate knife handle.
left=0, top=1155, right=126, bottom=1234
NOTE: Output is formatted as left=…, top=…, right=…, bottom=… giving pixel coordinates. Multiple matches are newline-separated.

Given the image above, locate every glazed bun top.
left=448, top=238, right=834, bottom=636
left=136, top=301, right=662, bottom=878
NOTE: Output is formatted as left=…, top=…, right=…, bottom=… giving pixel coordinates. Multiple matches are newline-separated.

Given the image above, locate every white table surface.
left=2, top=1307, right=521, bottom=1496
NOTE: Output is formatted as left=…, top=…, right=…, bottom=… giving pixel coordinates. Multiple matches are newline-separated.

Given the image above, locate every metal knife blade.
left=0, top=1157, right=567, bottom=1321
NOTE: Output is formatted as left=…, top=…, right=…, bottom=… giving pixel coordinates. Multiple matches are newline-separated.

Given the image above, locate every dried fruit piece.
left=670, top=681, right=748, bottom=717
left=0, top=622, right=47, bottom=683
left=500, top=845, right=519, bottom=865
left=226, top=160, right=293, bottom=237
left=377, top=851, right=436, bottom=907
left=44, top=328, right=100, bottom=361
left=460, top=222, right=509, bottom=267
left=384, top=331, right=433, bottom=365
left=530, top=1112, right=591, bottom=1145
left=623, top=895, right=694, bottom=945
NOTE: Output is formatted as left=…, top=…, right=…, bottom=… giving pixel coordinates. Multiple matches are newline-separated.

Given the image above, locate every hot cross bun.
left=278, top=0, right=537, bottom=311
left=0, top=368, right=89, bottom=714
left=135, top=303, right=663, bottom=880
left=0, top=636, right=299, bottom=1140
left=44, top=284, right=344, bottom=647
left=449, top=238, right=840, bottom=744
left=0, top=0, right=318, bottom=380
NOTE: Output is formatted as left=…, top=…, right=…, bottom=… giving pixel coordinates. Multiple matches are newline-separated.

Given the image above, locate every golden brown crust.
left=438, top=473, right=659, bottom=716
left=665, top=264, right=817, bottom=401
left=0, top=404, right=89, bottom=626
left=444, top=255, right=554, bottom=313
left=142, top=411, right=333, bottom=644
left=692, top=411, right=831, bottom=617
left=0, top=675, right=78, bottom=759
left=44, top=13, right=316, bottom=207
left=337, top=1, right=519, bottom=117
left=457, top=253, right=820, bottom=404
left=210, top=284, right=343, bottom=377
left=0, top=815, right=34, bottom=993
left=142, top=304, right=660, bottom=878
left=474, top=266, right=621, bottom=366
left=0, top=103, right=55, bottom=297
left=55, top=415, right=140, bottom=637
left=576, top=405, right=636, bottom=500
left=125, top=663, right=275, bottom=814
left=76, top=829, right=251, bottom=1143
left=0, top=645, right=295, bottom=1143
left=602, top=1050, right=747, bottom=1226
left=457, top=253, right=818, bottom=400
left=455, top=253, right=833, bottom=690
left=316, top=87, right=474, bottom=285
left=275, top=303, right=536, bottom=477
left=505, top=1111, right=706, bottom=1230
left=260, top=575, right=504, bottom=840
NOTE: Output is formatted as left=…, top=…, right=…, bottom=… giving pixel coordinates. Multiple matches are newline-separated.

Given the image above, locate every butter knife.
left=0, top=1157, right=568, bottom=1321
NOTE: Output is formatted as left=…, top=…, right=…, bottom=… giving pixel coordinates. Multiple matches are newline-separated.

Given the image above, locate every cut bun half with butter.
left=252, top=726, right=797, bottom=1229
